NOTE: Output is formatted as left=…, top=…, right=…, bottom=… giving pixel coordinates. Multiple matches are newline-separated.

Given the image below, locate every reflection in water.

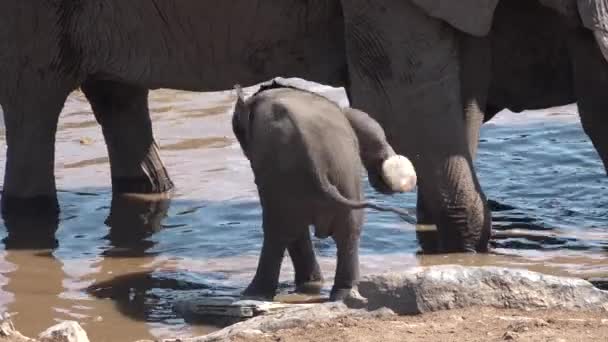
left=2, top=212, right=59, bottom=250
left=0, top=194, right=213, bottom=341
left=102, top=194, right=171, bottom=258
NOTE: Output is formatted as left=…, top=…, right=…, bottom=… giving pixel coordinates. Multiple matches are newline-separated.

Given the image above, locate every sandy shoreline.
left=230, top=306, right=608, bottom=342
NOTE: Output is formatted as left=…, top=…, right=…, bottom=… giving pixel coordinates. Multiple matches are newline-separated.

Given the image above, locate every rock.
left=346, top=265, right=608, bottom=315
left=38, top=321, right=89, bottom=342
left=165, top=302, right=394, bottom=342
left=173, top=295, right=318, bottom=328
left=0, top=314, right=33, bottom=342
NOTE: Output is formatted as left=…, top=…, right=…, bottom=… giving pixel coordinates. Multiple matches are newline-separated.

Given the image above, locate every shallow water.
left=0, top=80, right=606, bottom=341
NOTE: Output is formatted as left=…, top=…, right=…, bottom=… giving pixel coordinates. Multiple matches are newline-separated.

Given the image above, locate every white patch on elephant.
left=381, top=155, right=417, bottom=192
left=268, top=77, right=350, bottom=107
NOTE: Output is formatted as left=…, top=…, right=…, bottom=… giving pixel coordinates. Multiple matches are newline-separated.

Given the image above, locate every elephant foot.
left=329, top=286, right=355, bottom=302
left=110, top=142, right=174, bottom=195
left=241, top=284, right=276, bottom=301
left=415, top=226, right=441, bottom=254
left=112, top=174, right=174, bottom=195
left=295, top=280, right=324, bottom=295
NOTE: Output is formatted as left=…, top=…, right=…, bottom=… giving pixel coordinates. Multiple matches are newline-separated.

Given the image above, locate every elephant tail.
left=321, top=180, right=417, bottom=224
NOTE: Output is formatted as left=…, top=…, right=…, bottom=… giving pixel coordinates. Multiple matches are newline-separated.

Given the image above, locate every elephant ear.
left=578, top=0, right=608, bottom=62
left=539, top=0, right=581, bottom=22
left=232, top=85, right=251, bottom=154
left=410, top=0, right=499, bottom=36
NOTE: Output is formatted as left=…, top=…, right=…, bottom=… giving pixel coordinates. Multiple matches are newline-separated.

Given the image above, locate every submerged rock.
left=344, top=265, right=608, bottom=314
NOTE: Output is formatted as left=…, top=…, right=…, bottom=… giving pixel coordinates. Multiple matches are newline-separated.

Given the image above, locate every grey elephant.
left=232, top=82, right=417, bottom=300
left=1, top=0, right=607, bottom=254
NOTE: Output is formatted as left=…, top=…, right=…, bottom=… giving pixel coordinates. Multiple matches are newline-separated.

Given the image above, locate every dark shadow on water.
left=85, top=270, right=240, bottom=326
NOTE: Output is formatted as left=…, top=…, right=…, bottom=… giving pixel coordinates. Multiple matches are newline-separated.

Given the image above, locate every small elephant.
left=232, top=81, right=417, bottom=301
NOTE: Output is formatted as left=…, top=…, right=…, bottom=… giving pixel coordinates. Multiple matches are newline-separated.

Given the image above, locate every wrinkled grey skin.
left=1, top=0, right=607, bottom=254
left=232, top=83, right=406, bottom=300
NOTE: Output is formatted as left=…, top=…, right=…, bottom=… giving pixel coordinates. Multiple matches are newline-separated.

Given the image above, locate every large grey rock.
left=38, top=321, right=89, bottom=342
left=345, top=265, right=608, bottom=315
left=161, top=302, right=394, bottom=342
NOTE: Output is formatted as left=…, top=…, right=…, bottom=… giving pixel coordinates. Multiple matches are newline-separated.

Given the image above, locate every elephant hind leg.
left=1, top=77, right=74, bottom=216
left=571, top=30, right=608, bottom=175
left=330, top=209, right=363, bottom=301
left=288, top=230, right=324, bottom=295
left=81, top=79, right=173, bottom=194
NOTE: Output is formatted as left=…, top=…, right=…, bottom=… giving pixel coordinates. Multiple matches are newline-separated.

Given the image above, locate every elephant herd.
left=1, top=0, right=608, bottom=299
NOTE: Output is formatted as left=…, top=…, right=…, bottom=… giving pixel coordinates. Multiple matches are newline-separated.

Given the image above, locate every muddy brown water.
left=0, top=80, right=606, bottom=342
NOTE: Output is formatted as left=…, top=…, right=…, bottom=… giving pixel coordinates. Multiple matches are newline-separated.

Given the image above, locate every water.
left=0, top=81, right=606, bottom=341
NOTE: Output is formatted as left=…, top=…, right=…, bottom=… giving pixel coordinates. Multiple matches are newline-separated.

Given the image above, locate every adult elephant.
left=1, top=0, right=606, bottom=254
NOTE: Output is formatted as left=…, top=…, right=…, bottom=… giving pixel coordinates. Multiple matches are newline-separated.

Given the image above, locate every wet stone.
left=345, top=265, right=608, bottom=315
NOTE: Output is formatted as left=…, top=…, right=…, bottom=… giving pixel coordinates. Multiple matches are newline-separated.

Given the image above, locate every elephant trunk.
left=578, top=0, right=608, bottom=62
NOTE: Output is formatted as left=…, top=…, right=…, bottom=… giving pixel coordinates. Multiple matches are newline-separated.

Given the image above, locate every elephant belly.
left=73, top=0, right=346, bottom=92
left=488, top=0, right=576, bottom=113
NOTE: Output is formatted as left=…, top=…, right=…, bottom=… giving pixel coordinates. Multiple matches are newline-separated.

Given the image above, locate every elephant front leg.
left=571, top=30, right=608, bottom=174
left=1, top=83, right=72, bottom=216
left=342, top=0, right=492, bottom=253
left=81, top=80, right=173, bottom=195
left=288, top=231, right=324, bottom=295
left=416, top=34, right=492, bottom=253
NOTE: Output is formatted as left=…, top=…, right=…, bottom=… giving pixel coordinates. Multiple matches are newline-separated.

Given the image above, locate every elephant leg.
left=1, top=82, right=71, bottom=216
left=242, top=207, right=291, bottom=300
left=242, top=236, right=287, bottom=300
left=288, top=231, right=324, bottom=294
left=330, top=209, right=363, bottom=301
left=460, top=35, right=492, bottom=160
left=571, top=30, right=608, bottom=174
left=342, top=0, right=491, bottom=252
left=415, top=34, right=491, bottom=251
left=81, top=80, right=173, bottom=194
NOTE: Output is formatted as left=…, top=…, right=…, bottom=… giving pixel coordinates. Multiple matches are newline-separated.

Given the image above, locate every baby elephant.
left=232, top=81, right=416, bottom=301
